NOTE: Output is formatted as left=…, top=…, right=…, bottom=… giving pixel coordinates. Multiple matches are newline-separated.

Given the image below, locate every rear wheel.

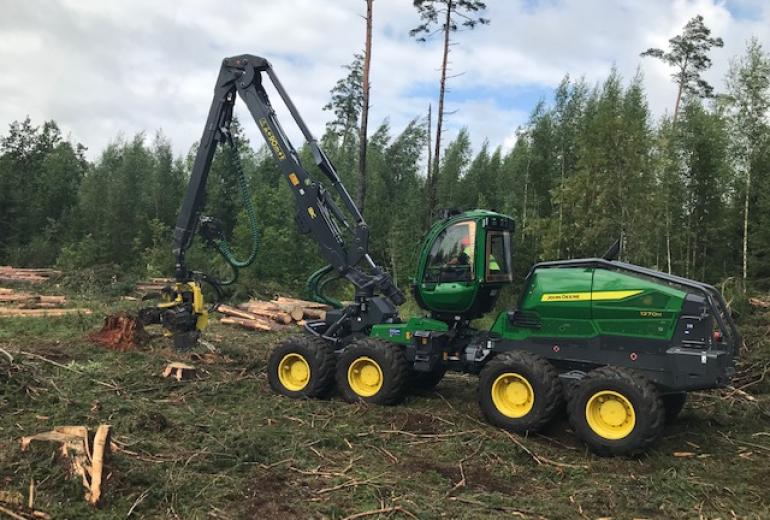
left=478, top=351, right=562, bottom=433
left=268, top=335, right=335, bottom=398
left=336, top=338, right=409, bottom=405
left=568, top=367, right=664, bottom=456
left=662, top=392, right=687, bottom=422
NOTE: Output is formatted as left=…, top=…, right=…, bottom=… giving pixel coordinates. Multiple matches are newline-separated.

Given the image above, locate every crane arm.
left=146, top=55, right=403, bottom=349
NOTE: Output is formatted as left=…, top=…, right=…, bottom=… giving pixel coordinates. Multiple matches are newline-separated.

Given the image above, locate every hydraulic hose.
left=211, top=140, right=260, bottom=286
left=307, top=264, right=343, bottom=309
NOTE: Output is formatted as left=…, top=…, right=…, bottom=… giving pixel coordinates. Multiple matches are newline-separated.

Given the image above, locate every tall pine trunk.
left=672, top=58, right=688, bottom=124
left=426, top=103, right=433, bottom=210
left=428, top=1, right=453, bottom=219
left=356, top=0, right=374, bottom=214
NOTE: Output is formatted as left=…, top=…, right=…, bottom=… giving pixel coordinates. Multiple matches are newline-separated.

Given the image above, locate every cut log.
left=19, top=301, right=65, bottom=310
left=0, top=267, right=60, bottom=275
left=0, top=276, right=47, bottom=284
left=87, top=425, right=111, bottom=505
left=235, top=304, right=292, bottom=324
left=39, top=295, right=67, bottom=304
left=0, top=308, right=92, bottom=317
left=302, top=308, right=326, bottom=320
left=273, top=303, right=305, bottom=321
left=217, top=304, right=262, bottom=321
left=220, top=317, right=273, bottom=331
left=0, top=293, right=66, bottom=308
left=162, top=362, right=196, bottom=381
left=135, top=283, right=169, bottom=291
left=749, top=297, right=770, bottom=309
left=274, top=296, right=331, bottom=310
left=239, top=300, right=281, bottom=311
left=0, top=292, right=34, bottom=302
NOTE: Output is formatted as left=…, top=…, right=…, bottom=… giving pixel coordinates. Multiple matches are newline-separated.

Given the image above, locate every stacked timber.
left=0, top=266, right=61, bottom=284
left=217, top=296, right=331, bottom=332
left=0, top=287, right=91, bottom=317
left=135, top=278, right=174, bottom=293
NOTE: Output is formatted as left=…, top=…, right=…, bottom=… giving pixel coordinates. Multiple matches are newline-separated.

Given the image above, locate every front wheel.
left=478, top=351, right=563, bottom=433
left=336, top=338, right=409, bottom=405
left=567, top=366, right=664, bottom=456
left=267, top=335, right=335, bottom=398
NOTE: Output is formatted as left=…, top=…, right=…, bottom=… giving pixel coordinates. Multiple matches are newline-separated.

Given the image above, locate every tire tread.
left=478, top=350, right=563, bottom=432
left=336, top=338, right=408, bottom=405
left=567, top=366, right=664, bottom=456
left=268, top=334, right=335, bottom=398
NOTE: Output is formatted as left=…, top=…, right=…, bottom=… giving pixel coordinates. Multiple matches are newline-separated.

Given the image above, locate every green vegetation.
left=0, top=284, right=768, bottom=518
left=2, top=37, right=770, bottom=300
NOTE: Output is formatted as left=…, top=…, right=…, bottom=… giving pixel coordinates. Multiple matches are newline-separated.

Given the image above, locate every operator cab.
left=413, top=210, right=514, bottom=322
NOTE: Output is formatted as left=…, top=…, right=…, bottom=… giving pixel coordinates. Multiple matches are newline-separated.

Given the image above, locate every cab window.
left=424, top=221, right=476, bottom=283
left=485, top=231, right=513, bottom=282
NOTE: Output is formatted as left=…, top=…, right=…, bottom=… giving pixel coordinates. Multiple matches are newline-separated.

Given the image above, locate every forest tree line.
left=1, top=23, right=769, bottom=297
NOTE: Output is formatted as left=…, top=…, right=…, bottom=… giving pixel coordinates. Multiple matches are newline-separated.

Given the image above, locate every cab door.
left=419, top=220, right=478, bottom=313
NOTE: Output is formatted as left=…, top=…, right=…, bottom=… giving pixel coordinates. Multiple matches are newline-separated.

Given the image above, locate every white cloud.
left=0, top=0, right=769, bottom=160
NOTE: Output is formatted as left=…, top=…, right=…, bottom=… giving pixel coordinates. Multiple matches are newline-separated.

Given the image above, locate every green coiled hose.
left=212, top=141, right=260, bottom=286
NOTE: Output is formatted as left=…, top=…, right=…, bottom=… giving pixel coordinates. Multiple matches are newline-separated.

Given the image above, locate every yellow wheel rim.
left=347, top=356, right=383, bottom=397
left=585, top=390, right=636, bottom=440
left=277, top=353, right=310, bottom=392
left=491, top=372, right=535, bottom=418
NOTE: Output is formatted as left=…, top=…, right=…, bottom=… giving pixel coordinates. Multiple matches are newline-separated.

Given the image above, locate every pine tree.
left=410, top=0, right=489, bottom=220
left=641, top=15, right=724, bottom=121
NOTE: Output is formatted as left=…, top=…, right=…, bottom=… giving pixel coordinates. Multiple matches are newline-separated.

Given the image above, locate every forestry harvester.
left=140, top=55, right=739, bottom=455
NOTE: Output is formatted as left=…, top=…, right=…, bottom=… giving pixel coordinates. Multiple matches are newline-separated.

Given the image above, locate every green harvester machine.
left=147, top=55, right=739, bottom=456
left=272, top=209, right=739, bottom=456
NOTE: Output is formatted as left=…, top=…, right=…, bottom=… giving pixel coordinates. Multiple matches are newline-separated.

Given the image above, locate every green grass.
left=0, top=289, right=769, bottom=519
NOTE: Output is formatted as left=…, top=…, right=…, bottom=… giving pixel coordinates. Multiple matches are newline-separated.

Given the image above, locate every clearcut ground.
left=0, top=285, right=768, bottom=519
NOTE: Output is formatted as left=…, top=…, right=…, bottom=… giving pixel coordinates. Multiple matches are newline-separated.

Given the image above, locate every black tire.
left=268, top=335, right=335, bottom=398
left=478, top=351, right=563, bottom=433
left=567, top=366, right=664, bottom=457
left=336, top=338, right=409, bottom=405
left=409, top=366, right=447, bottom=392
left=662, top=392, right=687, bottom=422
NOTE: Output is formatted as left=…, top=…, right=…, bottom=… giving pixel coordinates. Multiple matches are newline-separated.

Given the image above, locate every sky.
left=1, top=0, right=769, bottom=160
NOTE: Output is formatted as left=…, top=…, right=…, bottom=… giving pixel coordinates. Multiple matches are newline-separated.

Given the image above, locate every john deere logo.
left=541, top=290, right=643, bottom=302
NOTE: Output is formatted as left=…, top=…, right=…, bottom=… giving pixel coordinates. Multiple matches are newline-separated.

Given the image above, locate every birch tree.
left=725, top=39, right=770, bottom=282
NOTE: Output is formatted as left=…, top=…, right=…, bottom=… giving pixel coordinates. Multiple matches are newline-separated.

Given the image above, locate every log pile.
left=0, top=287, right=91, bottom=317
left=134, top=277, right=174, bottom=293
left=217, top=296, right=331, bottom=332
left=0, top=266, right=61, bottom=285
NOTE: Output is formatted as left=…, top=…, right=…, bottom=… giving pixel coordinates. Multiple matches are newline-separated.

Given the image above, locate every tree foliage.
left=2, top=27, right=770, bottom=297
left=641, top=15, right=724, bottom=119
